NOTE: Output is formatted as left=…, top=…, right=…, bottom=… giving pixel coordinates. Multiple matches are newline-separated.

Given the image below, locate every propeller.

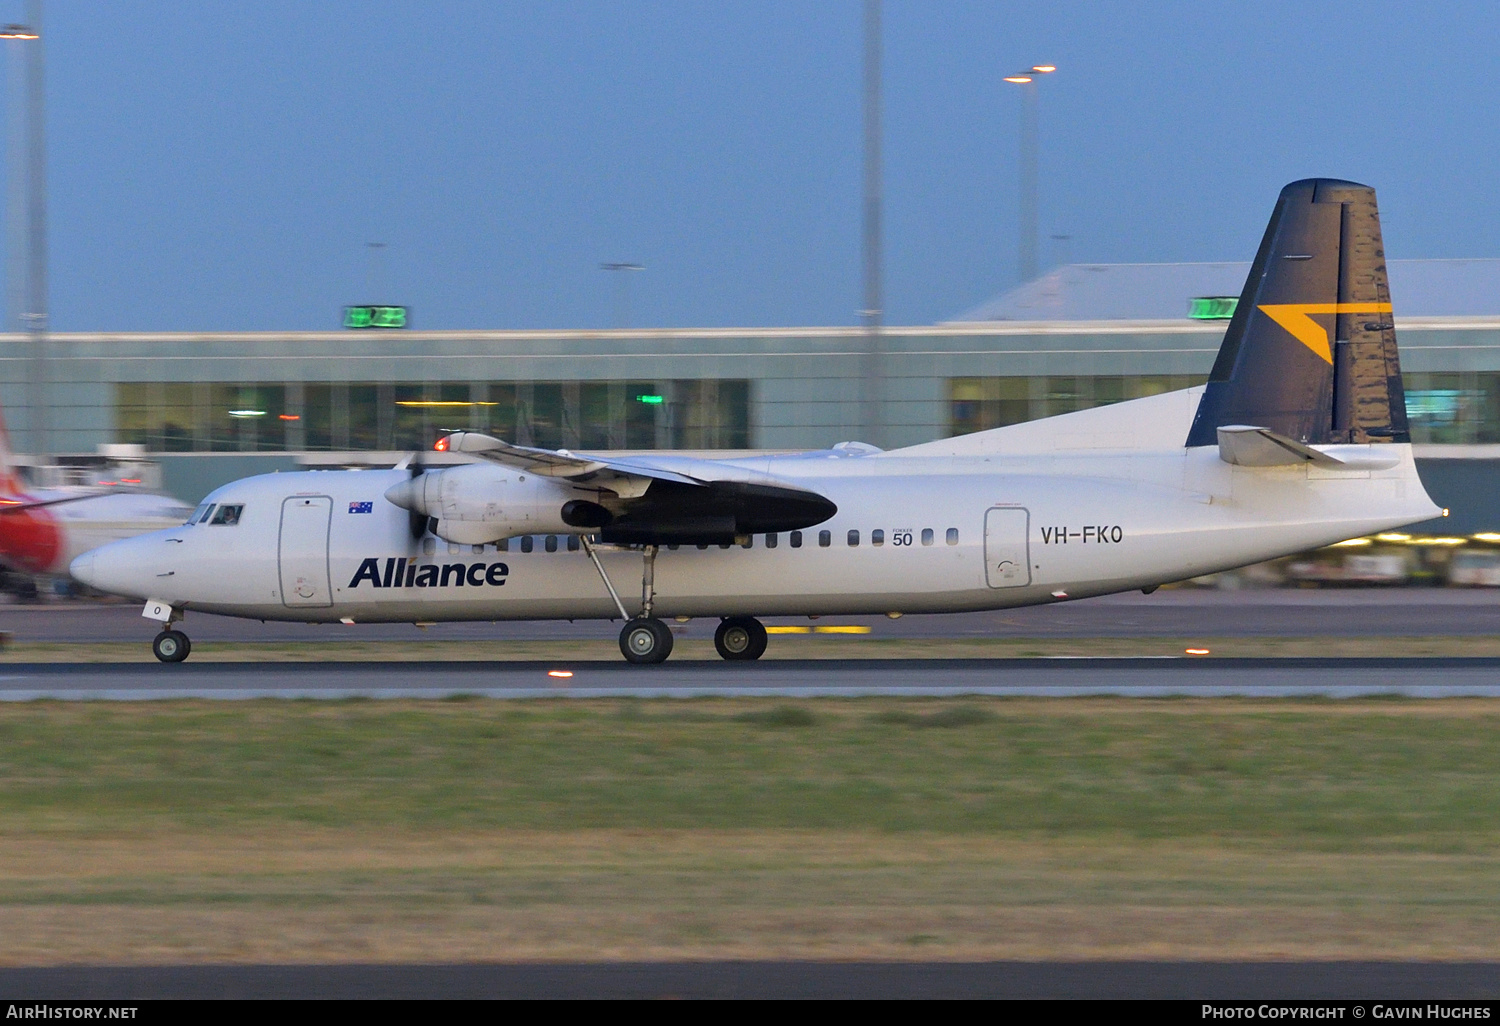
left=403, top=447, right=429, bottom=540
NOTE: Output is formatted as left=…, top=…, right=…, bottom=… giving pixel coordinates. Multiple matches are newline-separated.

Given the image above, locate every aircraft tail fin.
left=1185, top=178, right=1409, bottom=447
left=0, top=397, right=27, bottom=496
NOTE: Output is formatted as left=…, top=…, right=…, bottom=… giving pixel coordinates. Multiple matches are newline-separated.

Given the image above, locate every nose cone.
left=69, top=550, right=95, bottom=587
left=69, top=535, right=166, bottom=599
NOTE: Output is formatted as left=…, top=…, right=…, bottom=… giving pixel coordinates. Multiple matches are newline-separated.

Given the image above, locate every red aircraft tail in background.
left=0, top=400, right=64, bottom=573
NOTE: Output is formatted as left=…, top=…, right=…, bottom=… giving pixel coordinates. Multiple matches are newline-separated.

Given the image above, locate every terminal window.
left=114, top=379, right=751, bottom=453
left=949, top=375, right=1197, bottom=436
left=951, top=372, right=1500, bottom=444
left=1402, top=373, right=1500, bottom=444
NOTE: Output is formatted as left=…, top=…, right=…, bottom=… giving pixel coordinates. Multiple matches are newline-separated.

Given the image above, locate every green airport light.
left=635, top=394, right=665, bottom=405
left=343, top=305, right=409, bottom=329
left=1189, top=297, right=1238, bottom=320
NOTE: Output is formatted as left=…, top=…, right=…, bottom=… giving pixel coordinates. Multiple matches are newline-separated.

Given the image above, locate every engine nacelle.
left=383, top=464, right=575, bottom=544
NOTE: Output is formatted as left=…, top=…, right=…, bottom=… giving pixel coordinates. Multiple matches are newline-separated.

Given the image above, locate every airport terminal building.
left=5, top=259, right=1500, bottom=533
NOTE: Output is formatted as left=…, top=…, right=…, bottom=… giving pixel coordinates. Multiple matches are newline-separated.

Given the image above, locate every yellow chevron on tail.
left=1257, top=302, right=1394, bottom=363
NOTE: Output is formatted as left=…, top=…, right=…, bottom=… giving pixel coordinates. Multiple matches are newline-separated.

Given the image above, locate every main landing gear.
left=714, top=615, right=767, bottom=661
left=152, top=629, right=191, bottom=663
left=620, top=617, right=673, bottom=664
left=578, top=538, right=769, bottom=664
left=581, top=537, right=675, bottom=665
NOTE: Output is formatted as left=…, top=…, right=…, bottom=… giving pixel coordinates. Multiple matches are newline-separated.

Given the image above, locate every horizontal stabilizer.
left=1216, top=425, right=1400, bottom=470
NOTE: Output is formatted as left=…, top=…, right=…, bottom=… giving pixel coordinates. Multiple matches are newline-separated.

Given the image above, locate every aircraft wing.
left=441, top=431, right=780, bottom=489
left=0, top=489, right=119, bottom=514
left=422, top=431, right=838, bottom=545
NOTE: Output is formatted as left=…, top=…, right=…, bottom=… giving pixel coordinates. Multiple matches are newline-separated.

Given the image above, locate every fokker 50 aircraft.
left=73, top=179, right=1441, bottom=663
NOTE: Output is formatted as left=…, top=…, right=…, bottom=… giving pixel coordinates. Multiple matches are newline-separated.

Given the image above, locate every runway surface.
left=5, top=656, right=1500, bottom=700
left=2, top=960, right=1497, bottom=999
left=4, top=588, right=1500, bottom=644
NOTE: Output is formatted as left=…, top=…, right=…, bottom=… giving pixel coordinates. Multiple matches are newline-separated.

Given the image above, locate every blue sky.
left=13, top=1, right=1500, bottom=330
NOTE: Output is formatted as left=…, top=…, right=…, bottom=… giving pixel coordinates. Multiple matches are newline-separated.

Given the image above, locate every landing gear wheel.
left=620, top=617, right=674, bottom=664
left=715, top=616, right=768, bottom=661
left=152, top=629, right=191, bottom=664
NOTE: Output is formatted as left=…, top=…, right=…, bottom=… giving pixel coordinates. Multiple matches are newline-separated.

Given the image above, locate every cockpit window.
left=209, top=503, right=244, bottom=526
left=187, top=502, right=212, bottom=525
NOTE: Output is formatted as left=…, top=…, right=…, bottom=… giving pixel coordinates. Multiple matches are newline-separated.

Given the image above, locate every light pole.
left=1050, top=233, right=1072, bottom=269
left=859, top=0, right=882, bottom=448
left=599, top=262, right=644, bottom=328
left=1005, top=64, right=1054, bottom=284
left=364, top=242, right=387, bottom=300
left=3, top=9, right=45, bottom=460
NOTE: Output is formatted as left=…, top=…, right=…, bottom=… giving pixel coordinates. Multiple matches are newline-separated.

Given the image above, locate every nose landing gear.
left=714, top=616, right=767, bottom=661
left=152, top=629, right=191, bottom=663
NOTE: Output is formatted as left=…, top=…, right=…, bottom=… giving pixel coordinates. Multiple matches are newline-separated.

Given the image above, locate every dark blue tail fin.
left=1185, top=179, right=1409, bottom=447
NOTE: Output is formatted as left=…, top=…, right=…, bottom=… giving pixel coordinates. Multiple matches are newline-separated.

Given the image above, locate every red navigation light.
left=434, top=436, right=449, bottom=451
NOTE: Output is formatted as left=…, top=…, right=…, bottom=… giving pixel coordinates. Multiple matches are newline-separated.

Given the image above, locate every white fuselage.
left=71, top=436, right=1441, bottom=624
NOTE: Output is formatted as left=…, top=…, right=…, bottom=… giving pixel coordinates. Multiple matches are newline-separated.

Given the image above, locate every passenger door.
left=984, top=506, right=1032, bottom=588
left=278, top=496, right=333, bottom=607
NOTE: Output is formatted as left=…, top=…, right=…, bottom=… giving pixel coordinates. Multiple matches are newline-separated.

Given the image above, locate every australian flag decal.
left=349, top=501, right=374, bottom=514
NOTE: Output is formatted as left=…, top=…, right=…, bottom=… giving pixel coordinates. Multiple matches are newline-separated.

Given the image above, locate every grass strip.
left=2, top=697, right=1499, bottom=962
left=1, top=697, right=1497, bottom=840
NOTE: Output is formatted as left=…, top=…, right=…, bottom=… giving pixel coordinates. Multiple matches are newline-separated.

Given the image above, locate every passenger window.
left=790, top=531, right=802, bottom=548
left=187, top=502, right=212, bottom=525
left=847, top=529, right=859, bottom=547
left=946, top=528, right=959, bottom=545
left=498, top=538, right=509, bottom=552
left=818, top=530, right=831, bottom=548
left=209, top=504, right=243, bottom=526
left=567, top=535, right=580, bottom=552
left=921, top=528, right=934, bottom=546
left=545, top=535, right=558, bottom=553
left=871, top=529, right=884, bottom=547
left=521, top=536, right=534, bottom=553
left=766, top=533, right=778, bottom=549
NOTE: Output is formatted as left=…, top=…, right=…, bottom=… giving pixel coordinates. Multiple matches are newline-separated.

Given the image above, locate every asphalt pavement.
left=2, top=960, right=1497, bottom=999
left=3, top=655, right=1499, bottom=700
left=4, top=588, right=1500, bottom=643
